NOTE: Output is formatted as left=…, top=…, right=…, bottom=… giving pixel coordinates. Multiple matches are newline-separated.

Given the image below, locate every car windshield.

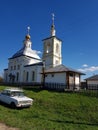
left=11, top=91, right=24, bottom=97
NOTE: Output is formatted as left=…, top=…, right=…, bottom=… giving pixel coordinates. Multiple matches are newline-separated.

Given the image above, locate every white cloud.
left=34, top=50, right=42, bottom=54
left=82, top=64, right=88, bottom=67
left=37, top=51, right=42, bottom=54
left=78, top=66, right=98, bottom=73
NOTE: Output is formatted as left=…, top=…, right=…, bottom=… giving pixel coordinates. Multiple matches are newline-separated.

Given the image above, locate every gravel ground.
left=0, top=123, right=19, bottom=130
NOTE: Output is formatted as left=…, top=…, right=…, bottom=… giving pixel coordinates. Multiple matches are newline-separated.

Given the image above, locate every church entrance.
left=66, top=72, right=75, bottom=90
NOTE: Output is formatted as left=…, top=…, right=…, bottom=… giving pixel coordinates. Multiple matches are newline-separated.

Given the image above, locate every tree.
left=0, top=76, right=3, bottom=82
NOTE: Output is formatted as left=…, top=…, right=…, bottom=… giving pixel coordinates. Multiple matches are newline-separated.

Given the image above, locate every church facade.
left=4, top=29, right=43, bottom=84
left=4, top=16, right=84, bottom=90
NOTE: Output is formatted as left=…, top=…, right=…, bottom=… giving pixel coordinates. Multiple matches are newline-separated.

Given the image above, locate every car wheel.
left=10, top=102, right=16, bottom=109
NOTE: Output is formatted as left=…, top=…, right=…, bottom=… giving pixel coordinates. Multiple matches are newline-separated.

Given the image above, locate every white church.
left=4, top=15, right=84, bottom=90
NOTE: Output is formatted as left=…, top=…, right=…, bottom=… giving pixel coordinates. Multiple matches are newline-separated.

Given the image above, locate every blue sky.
left=0, top=0, right=98, bottom=80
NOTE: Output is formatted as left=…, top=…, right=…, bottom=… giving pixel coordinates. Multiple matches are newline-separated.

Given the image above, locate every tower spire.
left=51, top=13, right=56, bottom=36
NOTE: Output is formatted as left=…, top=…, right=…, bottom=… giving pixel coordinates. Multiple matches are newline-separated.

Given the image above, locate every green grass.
left=0, top=86, right=98, bottom=130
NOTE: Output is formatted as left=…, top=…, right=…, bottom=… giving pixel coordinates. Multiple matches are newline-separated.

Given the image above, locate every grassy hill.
left=0, top=86, right=98, bottom=130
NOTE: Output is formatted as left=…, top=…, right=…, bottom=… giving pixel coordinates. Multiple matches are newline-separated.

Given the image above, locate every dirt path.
left=0, top=123, right=19, bottom=130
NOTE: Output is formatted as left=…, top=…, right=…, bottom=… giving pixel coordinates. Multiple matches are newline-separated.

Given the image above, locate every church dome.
left=25, top=34, right=30, bottom=40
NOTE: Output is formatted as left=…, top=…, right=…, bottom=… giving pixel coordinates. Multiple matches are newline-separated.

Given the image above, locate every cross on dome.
left=25, top=26, right=31, bottom=40
left=27, top=26, right=30, bottom=35
left=52, top=13, right=55, bottom=25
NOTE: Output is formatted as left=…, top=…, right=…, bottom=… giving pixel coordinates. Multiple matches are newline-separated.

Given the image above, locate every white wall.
left=45, top=73, right=66, bottom=84
left=75, top=74, right=80, bottom=85
left=43, top=37, right=62, bottom=69
left=23, top=65, right=42, bottom=83
left=87, top=80, right=98, bottom=85
left=4, top=55, right=42, bottom=83
left=53, top=38, right=62, bottom=66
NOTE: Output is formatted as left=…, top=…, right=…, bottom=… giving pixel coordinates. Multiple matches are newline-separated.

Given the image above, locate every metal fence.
left=1, top=82, right=98, bottom=94
left=0, top=82, right=66, bottom=90
left=87, top=84, right=98, bottom=90
left=43, top=82, right=66, bottom=91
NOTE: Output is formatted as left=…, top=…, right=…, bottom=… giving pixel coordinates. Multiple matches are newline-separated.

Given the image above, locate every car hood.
left=11, top=96, right=33, bottom=102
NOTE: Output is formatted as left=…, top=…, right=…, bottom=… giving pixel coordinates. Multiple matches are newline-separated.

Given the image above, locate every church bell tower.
left=42, top=14, right=62, bottom=69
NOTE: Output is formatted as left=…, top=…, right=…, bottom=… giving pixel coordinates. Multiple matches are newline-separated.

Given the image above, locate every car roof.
left=4, top=88, right=23, bottom=92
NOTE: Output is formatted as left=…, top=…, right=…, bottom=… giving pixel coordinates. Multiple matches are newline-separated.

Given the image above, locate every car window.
left=11, top=92, right=15, bottom=97
left=7, top=92, right=11, bottom=96
left=11, top=91, right=24, bottom=97
left=1, top=90, right=7, bottom=95
left=1, top=92, right=6, bottom=95
left=1, top=91, right=11, bottom=96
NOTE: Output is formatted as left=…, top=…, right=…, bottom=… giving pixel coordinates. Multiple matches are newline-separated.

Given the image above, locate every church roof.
left=24, top=62, right=43, bottom=67
left=44, top=65, right=85, bottom=75
left=9, top=47, right=41, bottom=60
left=85, top=75, right=98, bottom=80
left=9, top=27, right=41, bottom=60
left=42, top=36, right=62, bottom=42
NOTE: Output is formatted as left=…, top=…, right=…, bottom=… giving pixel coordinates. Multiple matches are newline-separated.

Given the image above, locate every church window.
left=56, top=43, right=59, bottom=53
left=32, top=71, right=35, bottom=81
left=46, top=43, right=50, bottom=53
left=45, top=74, right=47, bottom=77
left=51, top=74, right=54, bottom=77
left=11, top=66, right=13, bottom=70
left=29, top=44, right=30, bottom=47
left=16, top=72, right=19, bottom=82
left=14, top=65, right=16, bottom=70
left=26, top=72, right=29, bottom=81
left=23, top=70, right=25, bottom=82
left=69, top=73, right=73, bottom=77
left=17, top=65, right=20, bottom=70
left=55, top=60, right=59, bottom=65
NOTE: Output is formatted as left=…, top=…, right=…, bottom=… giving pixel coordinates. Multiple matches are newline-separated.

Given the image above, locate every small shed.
left=85, top=75, right=98, bottom=89
left=43, top=64, right=85, bottom=90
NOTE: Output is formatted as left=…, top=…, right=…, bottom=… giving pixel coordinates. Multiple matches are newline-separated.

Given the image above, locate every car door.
left=0, top=90, right=11, bottom=104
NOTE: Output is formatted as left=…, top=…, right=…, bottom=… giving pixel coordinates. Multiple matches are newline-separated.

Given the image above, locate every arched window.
left=17, top=65, right=20, bottom=70
left=46, top=43, right=50, bottom=53
left=11, top=66, right=13, bottom=70
left=56, top=43, right=59, bottom=53
left=26, top=72, right=29, bottom=82
left=55, top=60, right=59, bottom=65
left=32, top=71, right=35, bottom=81
left=14, top=65, right=16, bottom=70
left=16, top=72, right=19, bottom=82
left=23, top=70, right=25, bottom=82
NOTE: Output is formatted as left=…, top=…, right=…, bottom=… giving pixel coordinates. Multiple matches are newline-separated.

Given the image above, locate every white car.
left=0, top=88, right=33, bottom=108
